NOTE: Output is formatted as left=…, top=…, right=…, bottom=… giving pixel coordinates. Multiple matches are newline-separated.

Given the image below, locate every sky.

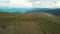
left=0, top=0, right=60, bottom=8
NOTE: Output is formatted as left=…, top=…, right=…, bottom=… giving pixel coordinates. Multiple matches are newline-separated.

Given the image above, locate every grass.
left=0, top=12, right=60, bottom=34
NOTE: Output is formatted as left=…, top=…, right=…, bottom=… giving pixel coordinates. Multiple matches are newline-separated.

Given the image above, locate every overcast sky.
left=0, top=0, right=60, bottom=8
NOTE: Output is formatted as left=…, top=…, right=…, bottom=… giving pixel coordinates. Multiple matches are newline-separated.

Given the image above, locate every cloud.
left=9, top=0, right=32, bottom=8
left=0, top=0, right=60, bottom=8
left=55, top=1, right=60, bottom=8
left=0, top=0, right=33, bottom=8
left=32, top=1, right=55, bottom=8
left=28, top=0, right=60, bottom=8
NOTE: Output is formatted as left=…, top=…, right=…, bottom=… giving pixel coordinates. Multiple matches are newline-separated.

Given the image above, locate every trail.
left=13, top=21, right=40, bottom=34
left=0, top=21, right=41, bottom=34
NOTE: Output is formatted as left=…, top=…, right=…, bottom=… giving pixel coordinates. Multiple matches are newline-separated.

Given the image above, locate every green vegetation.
left=0, top=12, right=60, bottom=34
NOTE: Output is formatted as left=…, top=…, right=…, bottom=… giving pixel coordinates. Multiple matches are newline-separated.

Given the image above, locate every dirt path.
left=0, top=21, right=41, bottom=34
left=13, top=21, right=40, bottom=34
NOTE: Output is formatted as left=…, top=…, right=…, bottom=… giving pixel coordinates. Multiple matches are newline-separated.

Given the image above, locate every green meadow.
left=0, top=12, right=60, bottom=34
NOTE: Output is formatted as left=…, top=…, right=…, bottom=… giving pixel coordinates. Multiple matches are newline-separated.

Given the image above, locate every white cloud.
left=31, top=1, right=56, bottom=8
left=0, top=0, right=60, bottom=8
left=8, top=0, right=33, bottom=8
left=55, top=1, right=60, bottom=8
left=0, top=0, right=33, bottom=8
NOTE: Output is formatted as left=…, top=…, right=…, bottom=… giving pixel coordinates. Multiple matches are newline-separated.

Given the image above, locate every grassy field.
left=0, top=12, right=60, bottom=34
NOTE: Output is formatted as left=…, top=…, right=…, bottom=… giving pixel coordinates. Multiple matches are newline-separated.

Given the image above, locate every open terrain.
left=0, top=12, right=60, bottom=34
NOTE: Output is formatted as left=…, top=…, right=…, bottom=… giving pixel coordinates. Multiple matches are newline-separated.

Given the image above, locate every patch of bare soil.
left=12, top=21, right=40, bottom=34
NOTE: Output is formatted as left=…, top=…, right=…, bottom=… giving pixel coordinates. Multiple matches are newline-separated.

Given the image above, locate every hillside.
left=0, top=12, right=60, bottom=34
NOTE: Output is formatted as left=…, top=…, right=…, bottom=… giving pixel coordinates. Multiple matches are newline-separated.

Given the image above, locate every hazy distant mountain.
left=0, top=7, right=60, bottom=16
left=46, top=8, right=60, bottom=16
left=25, top=8, right=60, bottom=16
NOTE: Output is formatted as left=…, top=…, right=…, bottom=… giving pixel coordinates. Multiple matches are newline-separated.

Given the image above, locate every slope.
left=0, top=12, right=60, bottom=34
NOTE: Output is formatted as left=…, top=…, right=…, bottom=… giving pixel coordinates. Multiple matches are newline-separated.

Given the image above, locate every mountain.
left=0, top=12, right=60, bottom=34
left=25, top=8, right=60, bottom=16
left=46, top=8, right=60, bottom=16
left=0, top=7, right=60, bottom=16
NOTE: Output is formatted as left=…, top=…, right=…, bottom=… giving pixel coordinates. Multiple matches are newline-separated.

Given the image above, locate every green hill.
left=0, top=12, right=60, bottom=34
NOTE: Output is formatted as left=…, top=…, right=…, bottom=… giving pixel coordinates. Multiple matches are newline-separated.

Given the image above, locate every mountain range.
left=0, top=7, right=60, bottom=16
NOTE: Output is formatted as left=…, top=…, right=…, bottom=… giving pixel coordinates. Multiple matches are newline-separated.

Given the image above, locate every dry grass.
left=0, top=12, right=60, bottom=34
